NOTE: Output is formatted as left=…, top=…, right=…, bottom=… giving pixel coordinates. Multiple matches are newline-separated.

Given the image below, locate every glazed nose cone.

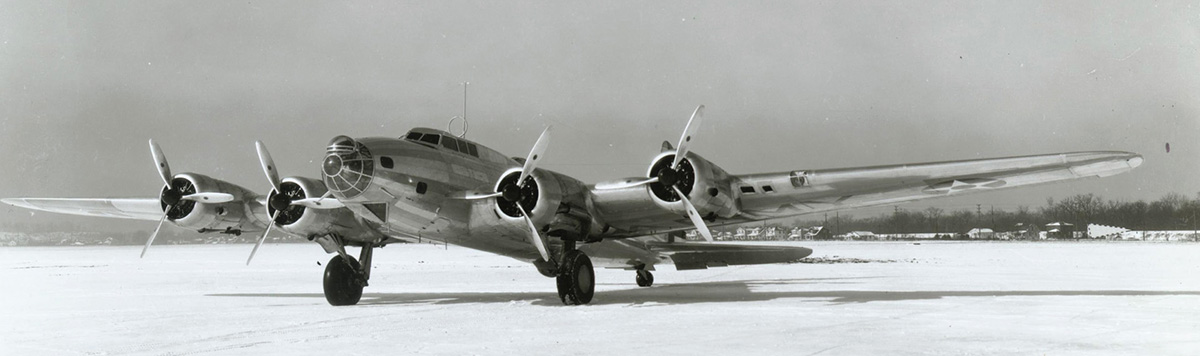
left=322, top=135, right=374, bottom=199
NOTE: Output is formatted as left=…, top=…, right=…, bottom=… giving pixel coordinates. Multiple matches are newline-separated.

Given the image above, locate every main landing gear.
left=553, top=241, right=595, bottom=305
left=323, top=241, right=374, bottom=306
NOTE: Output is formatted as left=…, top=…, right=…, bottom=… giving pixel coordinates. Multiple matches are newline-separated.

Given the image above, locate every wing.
left=2, top=198, right=163, bottom=221
left=648, top=241, right=813, bottom=270
left=580, top=235, right=812, bottom=270
left=734, top=151, right=1143, bottom=220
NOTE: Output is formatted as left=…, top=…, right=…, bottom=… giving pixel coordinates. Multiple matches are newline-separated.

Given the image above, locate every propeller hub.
left=161, top=189, right=183, bottom=207
left=269, top=192, right=292, bottom=211
left=658, top=167, right=680, bottom=187
left=501, top=184, right=522, bottom=202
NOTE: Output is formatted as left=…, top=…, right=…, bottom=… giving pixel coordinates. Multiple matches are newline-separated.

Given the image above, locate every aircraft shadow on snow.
left=208, top=277, right=1200, bottom=306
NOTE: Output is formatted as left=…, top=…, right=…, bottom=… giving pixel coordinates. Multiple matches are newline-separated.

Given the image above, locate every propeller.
left=142, top=139, right=236, bottom=258
left=455, top=126, right=552, bottom=202
left=594, top=105, right=703, bottom=192
left=247, top=141, right=345, bottom=265
left=256, top=141, right=345, bottom=211
left=674, top=186, right=714, bottom=242
left=671, top=105, right=704, bottom=170
left=519, top=205, right=552, bottom=261
left=247, top=211, right=281, bottom=265
left=591, top=105, right=714, bottom=242
left=451, top=126, right=554, bottom=260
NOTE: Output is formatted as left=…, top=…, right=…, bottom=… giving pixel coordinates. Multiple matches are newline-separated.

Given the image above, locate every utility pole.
left=991, top=205, right=996, bottom=229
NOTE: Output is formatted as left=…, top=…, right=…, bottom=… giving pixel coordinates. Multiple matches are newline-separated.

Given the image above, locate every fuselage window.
left=441, top=137, right=459, bottom=151
left=740, top=186, right=756, bottom=194
left=762, top=185, right=774, bottom=193
left=419, top=134, right=440, bottom=145
left=380, top=156, right=394, bottom=169
left=416, top=182, right=427, bottom=194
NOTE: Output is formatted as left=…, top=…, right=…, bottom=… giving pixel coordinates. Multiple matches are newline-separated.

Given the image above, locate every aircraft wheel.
left=323, top=255, right=364, bottom=306
left=636, top=269, right=654, bottom=287
left=556, top=250, right=594, bottom=305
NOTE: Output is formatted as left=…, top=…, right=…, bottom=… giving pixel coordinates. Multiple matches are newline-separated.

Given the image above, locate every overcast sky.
left=2, top=1, right=1197, bottom=230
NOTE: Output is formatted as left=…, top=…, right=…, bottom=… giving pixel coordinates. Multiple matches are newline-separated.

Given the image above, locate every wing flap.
left=648, top=242, right=813, bottom=270
left=2, top=198, right=163, bottom=221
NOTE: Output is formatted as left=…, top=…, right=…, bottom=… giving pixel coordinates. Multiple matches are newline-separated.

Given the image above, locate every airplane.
left=2, top=105, right=1144, bottom=306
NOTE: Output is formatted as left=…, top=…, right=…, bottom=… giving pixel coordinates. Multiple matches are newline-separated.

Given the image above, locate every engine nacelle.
left=269, top=176, right=382, bottom=241
left=492, top=168, right=599, bottom=241
left=645, top=152, right=739, bottom=219
left=164, top=173, right=258, bottom=232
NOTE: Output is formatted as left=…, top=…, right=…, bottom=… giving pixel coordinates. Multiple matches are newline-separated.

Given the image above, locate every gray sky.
left=2, top=1, right=1197, bottom=230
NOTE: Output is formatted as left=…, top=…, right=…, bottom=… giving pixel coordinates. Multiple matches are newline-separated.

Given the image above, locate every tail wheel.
left=556, top=250, right=595, bottom=305
left=636, top=269, right=654, bottom=287
left=323, top=255, right=364, bottom=306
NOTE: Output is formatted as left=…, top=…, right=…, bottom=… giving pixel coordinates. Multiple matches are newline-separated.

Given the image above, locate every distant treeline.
left=797, top=193, right=1200, bottom=235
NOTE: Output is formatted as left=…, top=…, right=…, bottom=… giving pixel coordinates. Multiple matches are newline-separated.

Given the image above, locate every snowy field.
left=3, top=241, right=1199, bottom=355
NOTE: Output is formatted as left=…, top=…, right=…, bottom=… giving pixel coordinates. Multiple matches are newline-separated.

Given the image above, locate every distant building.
left=967, top=228, right=995, bottom=239
left=844, top=231, right=876, bottom=240
left=1013, top=223, right=1040, bottom=240
left=1045, top=222, right=1075, bottom=239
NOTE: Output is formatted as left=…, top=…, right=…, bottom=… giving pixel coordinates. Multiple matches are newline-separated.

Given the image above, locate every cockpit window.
left=404, top=132, right=422, bottom=140
left=467, top=143, right=479, bottom=157
left=419, top=133, right=440, bottom=145
left=441, top=136, right=460, bottom=151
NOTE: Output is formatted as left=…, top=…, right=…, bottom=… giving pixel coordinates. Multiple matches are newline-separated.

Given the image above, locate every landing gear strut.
left=322, top=242, right=374, bottom=306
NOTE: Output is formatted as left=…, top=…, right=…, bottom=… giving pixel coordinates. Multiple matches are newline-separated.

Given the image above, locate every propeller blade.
left=148, top=139, right=173, bottom=186
left=518, top=205, right=552, bottom=262
left=141, top=207, right=171, bottom=258
left=673, top=186, right=714, bottom=243
left=593, top=177, right=659, bottom=190
left=292, top=197, right=345, bottom=209
left=671, top=105, right=705, bottom=170
left=181, top=192, right=236, bottom=203
left=255, top=141, right=282, bottom=191
left=447, top=191, right=503, bottom=200
left=247, top=211, right=281, bottom=265
left=517, top=126, right=552, bottom=187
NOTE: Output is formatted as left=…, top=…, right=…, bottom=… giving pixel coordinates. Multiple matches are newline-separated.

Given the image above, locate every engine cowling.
left=644, top=152, right=739, bottom=219
left=161, top=173, right=256, bottom=232
left=491, top=168, right=596, bottom=240
left=267, top=176, right=381, bottom=240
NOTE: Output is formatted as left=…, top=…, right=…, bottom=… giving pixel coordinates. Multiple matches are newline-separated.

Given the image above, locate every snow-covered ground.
left=2, top=241, right=1198, bottom=355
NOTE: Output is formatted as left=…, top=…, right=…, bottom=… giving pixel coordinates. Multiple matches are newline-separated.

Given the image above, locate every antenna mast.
left=448, top=82, right=469, bottom=138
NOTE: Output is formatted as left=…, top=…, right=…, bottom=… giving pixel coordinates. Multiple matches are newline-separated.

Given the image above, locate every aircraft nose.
left=322, top=135, right=374, bottom=199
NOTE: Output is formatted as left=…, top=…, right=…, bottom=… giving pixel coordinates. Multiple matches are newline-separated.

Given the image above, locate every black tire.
left=555, top=250, right=594, bottom=305
left=636, top=269, right=654, bottom=287
left=323, top=255, right=364, bottom=306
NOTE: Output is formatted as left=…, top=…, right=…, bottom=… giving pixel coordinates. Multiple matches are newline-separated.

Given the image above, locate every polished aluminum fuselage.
left=323, top=134, right=663, bottom=268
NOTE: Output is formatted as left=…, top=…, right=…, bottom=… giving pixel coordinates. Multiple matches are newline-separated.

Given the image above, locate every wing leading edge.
left=734, top=151, right=1142, bottom=220
left=2, top=198, right=164, bottom=221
